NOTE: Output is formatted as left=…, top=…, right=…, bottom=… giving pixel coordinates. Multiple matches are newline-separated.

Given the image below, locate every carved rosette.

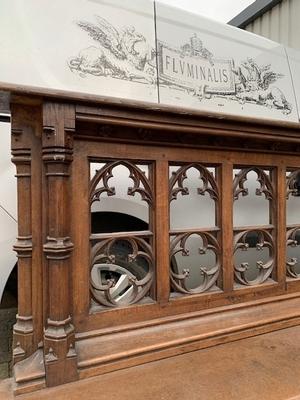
left=170, top=232, right=220, bottom=294
left=90, top=237, right=154, bottom=307
left=90, top=160, right=154, bottom=307
left=234, top=229, right=274, bottom=286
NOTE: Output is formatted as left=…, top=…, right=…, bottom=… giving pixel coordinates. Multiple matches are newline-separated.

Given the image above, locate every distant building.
left=229, top=0, right=300, bottom=51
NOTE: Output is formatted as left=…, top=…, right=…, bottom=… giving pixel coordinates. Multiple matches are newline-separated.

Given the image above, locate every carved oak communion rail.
left=10, top=93, right=300, bottom=394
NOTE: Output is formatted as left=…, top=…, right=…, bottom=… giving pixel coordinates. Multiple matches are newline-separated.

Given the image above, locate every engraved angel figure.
left=233, top=58, right=292, bottom=114
left=68, top=16, right=156, bottom=84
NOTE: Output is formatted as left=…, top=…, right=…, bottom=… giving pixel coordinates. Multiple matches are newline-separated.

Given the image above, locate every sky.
left=157, top=0, right=255, bottom=23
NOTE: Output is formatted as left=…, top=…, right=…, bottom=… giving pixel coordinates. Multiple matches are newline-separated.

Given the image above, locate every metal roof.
left=228, top=0, right=282, bottom=28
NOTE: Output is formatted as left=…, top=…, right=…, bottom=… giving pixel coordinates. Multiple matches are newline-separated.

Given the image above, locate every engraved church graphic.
left=68, top=16, right=156, bottom=84
left=68, top=15, right=292, bottom=115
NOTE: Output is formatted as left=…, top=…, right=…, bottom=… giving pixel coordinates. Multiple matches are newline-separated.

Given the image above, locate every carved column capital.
left=42, top=102, right=75, bottom=148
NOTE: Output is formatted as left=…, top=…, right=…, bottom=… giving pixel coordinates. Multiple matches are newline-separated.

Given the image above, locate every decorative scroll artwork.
left=68, top=14, right=293, bottom=116
left=169, top=164, right=220, bottom=294
left=158, top=35, right=292, bottom=114
left=1, top=0, right=299, bottom=121
left=69, top=16, right=156, bottom=84
left=233, top=168, right=275, bottom=286
left=89, top=160, right=154, bottom=308
left=286, top=170, right=300, bottom=279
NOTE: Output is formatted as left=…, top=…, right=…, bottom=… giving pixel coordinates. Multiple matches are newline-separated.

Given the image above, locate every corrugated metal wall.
left=244, top=0, right=300, bottom=50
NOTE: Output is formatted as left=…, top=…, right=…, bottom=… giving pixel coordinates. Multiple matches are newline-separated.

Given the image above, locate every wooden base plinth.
left=4, top=322, right=300, bottom=399
left=75, top=293, right=300, bottom=380
left=12, top=293, right=300, bottom=394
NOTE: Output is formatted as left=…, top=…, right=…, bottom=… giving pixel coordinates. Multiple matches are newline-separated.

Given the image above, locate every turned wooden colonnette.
left=9, top=90, right=300, bottom=394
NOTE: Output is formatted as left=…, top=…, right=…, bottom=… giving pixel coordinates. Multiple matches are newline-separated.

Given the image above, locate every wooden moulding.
left=13, top=349, right=46, bottom=396
left=12, top=292, right=300, bottom=394
left=75, top=293, right=300, bottom=379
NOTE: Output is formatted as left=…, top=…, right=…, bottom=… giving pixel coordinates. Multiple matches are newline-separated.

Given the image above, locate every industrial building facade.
left=229, top=0, right=300, bottom=51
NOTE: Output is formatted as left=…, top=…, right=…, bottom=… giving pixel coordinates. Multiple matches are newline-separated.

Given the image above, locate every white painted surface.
left=0, top=122, right=17, bottom=302
left=0, top=0, right=299, bottom=122
left=0, top=122, right=17, bottom=219
left=0, top=208, right=17, bottom=302
left=0, top=0, right=158, bottom=103
left=155, top=2, right=298, bottom=123
left=286, top=47, right=300, bottom=119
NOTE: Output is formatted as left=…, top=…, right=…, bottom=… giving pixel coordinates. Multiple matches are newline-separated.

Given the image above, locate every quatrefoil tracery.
left=234, top=229, right=274, bottom=286
left=90, top=237, right=154, bottom=308
left=170, top=231, right=221, bottom=294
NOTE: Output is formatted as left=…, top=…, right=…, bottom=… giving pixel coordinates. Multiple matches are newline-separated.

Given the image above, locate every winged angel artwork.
left=232, top=58, right=292, bottom=114
left=68, top=16, right=156, bottom=84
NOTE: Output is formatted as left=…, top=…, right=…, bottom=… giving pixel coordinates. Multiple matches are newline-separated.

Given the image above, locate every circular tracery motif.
left=90, top=237, right=154, bottom=307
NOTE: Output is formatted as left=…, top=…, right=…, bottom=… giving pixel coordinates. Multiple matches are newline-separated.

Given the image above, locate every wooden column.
left=274, top=165, right=286, bottom=287
left=11, top=104, right=35, bottom=363
left=155, top=160, right=170, bottom=304
left=42, top=102, right=78, bottom=386
left=219, top=161, right=234, bottom=292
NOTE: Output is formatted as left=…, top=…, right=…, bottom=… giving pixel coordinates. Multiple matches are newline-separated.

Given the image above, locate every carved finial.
left=67, top=343, right=77, bottom=358
left=43, top=126, right=56, bottom=140
left=13, top=342, right=25, bottom=357
left=45, top=347, right=58, bottom=362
